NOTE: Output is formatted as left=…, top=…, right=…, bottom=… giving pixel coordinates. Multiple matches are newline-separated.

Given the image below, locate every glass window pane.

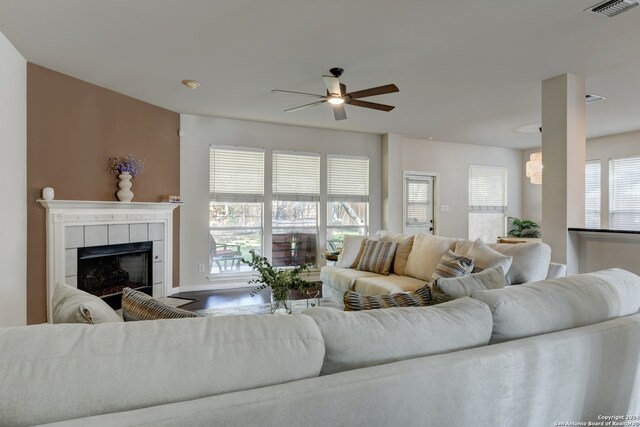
left=328, top=202, right=368, bottom=227
left=272, top=201, right=318, bottom=227
left=209, top=229, right=261, bottom=274
left=210, top=202, right=262, bottom=228
left=272, top=231, right=317, bottom=267
left=326, top=227, right=367, bottom=251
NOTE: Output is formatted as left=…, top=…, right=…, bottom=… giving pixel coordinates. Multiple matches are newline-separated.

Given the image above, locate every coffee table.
left=196, top=297, right=343, bottom=317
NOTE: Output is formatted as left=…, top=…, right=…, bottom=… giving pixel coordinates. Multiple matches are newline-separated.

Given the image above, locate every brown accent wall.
left=27, top=63, right=180, bottom=324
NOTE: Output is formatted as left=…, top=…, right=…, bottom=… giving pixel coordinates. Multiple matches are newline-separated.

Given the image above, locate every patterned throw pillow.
left=343, top=285, right=432, bottom=311
left=431, top=250, right=474, bottom=281
left=121, top=288, right=200, bottom=321
left=356, top=239, right=398, bottom=276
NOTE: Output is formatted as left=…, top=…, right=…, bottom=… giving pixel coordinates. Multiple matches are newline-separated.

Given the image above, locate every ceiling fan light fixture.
left=328, top=97, right=345, bottom=105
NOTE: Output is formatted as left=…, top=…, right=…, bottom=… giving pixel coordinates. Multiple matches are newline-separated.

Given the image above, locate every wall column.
left=541, top=73, right=585, bottom=274
left=381, top=134, right=403, bottom=233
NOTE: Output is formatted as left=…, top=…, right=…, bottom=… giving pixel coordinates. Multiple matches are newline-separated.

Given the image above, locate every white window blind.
left=609, top=156, right=640, bottom=230
left=327, top=155, right=369, bottom=202
left=406, top=177, right=431, bottom=226
left=210, top=146, right=264, bottom=202
left=273, top=151, right=320, bottom=201
left=468, top=165, right=508, bottom=212
left=585, top=160, right=601, bottom=229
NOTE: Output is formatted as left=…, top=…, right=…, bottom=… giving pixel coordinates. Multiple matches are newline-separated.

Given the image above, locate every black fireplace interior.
left=77, top=241, right=153, bottom=309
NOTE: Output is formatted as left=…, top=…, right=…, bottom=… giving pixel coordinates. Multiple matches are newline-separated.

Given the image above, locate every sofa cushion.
left=356, top=239, right=398, bottom=275
left=431, top=250, right=474, bottom=281
left=353, top=274, right=428, bottom=296
left=432, top=266, right=506, bottom=304
left=335, top=235, right=367, bottom=268
left=320, top=266, right=383, bottom=294
left=0, top=314, right=325, bottom=426
left=121, top=288, right=200, bottom=321
left=304, top=298, right=493, bottom=375
left=472, top=268, right=640, bottom=344
left=466, top=239, right=512, bottom=275
left=52, top=282, right=123, bottom=324
left=377, top=231, right=415, bottom=276
left=343, top=285, right=432, bottom=311
left=404, top=234, right=460, bottom=281
left=488, top=242, right=552, bottom=285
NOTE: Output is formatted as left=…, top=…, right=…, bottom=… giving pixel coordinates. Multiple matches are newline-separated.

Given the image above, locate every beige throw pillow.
left=335, top=235, right=368, bottom=268
left=52, top=282, right=123, bottom=324
left=404, top=234, right=460, bottom=281
left=378, top=231, right=415, bottom=276
left=466, top=239, right=513, bottom=275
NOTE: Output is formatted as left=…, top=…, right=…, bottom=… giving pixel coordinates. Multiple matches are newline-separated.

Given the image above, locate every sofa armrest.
left=546, top=262, right=567, bottom=279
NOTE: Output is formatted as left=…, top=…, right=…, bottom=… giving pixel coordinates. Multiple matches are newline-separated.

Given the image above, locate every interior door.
left=403, top=172, right=435, bottom=235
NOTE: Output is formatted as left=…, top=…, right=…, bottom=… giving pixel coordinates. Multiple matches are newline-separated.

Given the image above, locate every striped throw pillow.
left=431, top=250, right=474, bottom=281
left=121, top=288, right=200, bottom=321
left=356, top=239, right=398, bottom=275
left=343, top=285, right=432, bottom=311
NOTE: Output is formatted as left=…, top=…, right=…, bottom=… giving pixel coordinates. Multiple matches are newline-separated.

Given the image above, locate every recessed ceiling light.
left=181, top=79, right=200, bottom=90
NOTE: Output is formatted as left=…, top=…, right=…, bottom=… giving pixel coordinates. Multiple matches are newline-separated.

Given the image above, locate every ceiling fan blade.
left=284, top=100, right=326, bottom=113
left=323, top=75, right=342, bottom=96
left=346, top=84, right=399, bottom=100
left=333, top=103, right=347, bottom=121
left=347, top=99, right=395, bottom=112
left=272, top=89, right=326, bottom=99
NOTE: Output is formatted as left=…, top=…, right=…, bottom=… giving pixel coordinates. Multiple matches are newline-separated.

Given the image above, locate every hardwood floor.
left=172, top=283, right=322, bottom=311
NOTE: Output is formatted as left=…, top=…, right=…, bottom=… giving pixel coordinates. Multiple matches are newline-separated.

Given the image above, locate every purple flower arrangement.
left=107, top=155, right=147, bottom=178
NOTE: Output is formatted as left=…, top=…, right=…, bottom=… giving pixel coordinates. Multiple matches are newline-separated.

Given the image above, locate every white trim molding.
left=38, top=200, right=180, bottom=322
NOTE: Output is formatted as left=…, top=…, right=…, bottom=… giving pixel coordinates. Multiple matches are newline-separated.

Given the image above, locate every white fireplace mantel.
left=38, top=200, right=180, bottom=322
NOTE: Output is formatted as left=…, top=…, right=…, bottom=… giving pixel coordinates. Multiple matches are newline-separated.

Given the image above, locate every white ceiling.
left=1, top=0, right=639, bottom=149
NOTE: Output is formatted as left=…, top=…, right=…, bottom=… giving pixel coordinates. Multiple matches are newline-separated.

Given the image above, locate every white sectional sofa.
left=1, top=269, right=640, bottom=426
left=321, top=232, right=567, bottom=301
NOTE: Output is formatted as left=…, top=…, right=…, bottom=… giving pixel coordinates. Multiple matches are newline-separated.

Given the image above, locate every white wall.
left=383, top=134, right=522, bottom=239
left=0, top=31, right=26, bottom=326
left=179, top=114, right=382, bottom=288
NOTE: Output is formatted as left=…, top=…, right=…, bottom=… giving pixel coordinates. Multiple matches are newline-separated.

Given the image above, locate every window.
left=327, top=155, right=369, bottom=250
left=609, top=156, right=640, bottom=230
left=209, top=147, right=264, bottom=274
left=585, top=160, right=601, bottom=229
left=272, top=151, right=320, bottom=266
left=468, top=165, right=507, bottom=242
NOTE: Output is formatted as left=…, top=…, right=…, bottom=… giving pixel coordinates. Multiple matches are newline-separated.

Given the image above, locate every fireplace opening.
left=77, top=241, right=153, bottom=309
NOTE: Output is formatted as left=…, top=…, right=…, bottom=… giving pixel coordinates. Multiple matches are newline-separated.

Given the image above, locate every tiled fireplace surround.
left=39, top=200, right=179, bottom=322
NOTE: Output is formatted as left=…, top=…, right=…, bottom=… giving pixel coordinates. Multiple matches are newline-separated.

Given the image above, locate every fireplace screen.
left=77, top=241, right=153, bottom=308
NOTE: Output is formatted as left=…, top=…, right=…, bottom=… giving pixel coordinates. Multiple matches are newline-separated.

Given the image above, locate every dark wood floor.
left=173, top=283, right=322, bottom=311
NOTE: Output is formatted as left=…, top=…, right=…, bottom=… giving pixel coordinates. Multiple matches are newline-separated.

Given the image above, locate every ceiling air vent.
left=585, top=0, right=638, bottom=17
left=586, top=94, right=607, bottom=104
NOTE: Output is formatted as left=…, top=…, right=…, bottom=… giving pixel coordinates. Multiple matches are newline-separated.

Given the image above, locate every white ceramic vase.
left=116, top=172, right=134, bottom=202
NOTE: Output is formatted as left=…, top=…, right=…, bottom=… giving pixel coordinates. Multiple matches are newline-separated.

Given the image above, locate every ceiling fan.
left=271, top=67, right=399, bottom=121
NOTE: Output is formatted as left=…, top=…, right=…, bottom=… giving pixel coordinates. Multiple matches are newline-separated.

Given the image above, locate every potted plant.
left=243, top=250, right=314, bottom=313
left=507, top=217, right=541, bottom=238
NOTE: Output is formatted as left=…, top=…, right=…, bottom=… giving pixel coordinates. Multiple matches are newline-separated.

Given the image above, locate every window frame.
left=468, top=164, right=508, bottom=242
